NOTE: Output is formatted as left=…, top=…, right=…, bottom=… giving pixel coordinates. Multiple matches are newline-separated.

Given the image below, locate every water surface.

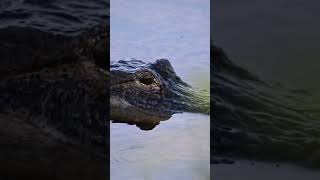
left=0, top=0, right=108, bottom=35
left=111, top=113, right=210, bottom=180
left=212, top=0, right=320, bottom=96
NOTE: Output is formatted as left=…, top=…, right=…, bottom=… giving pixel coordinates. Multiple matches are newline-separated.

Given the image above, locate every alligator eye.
left=139, top=77, right=154, bottom=85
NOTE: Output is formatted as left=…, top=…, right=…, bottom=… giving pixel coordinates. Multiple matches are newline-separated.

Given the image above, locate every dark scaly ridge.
left=0, top=25, right=109, bottom=154
left=212, top=45, right=320, bottom=168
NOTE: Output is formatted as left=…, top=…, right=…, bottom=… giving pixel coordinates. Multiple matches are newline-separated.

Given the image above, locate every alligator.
left=0, top=23, right=209, bottom=178
left=212, top=45, right=320, bottom=168
left=0, top=25, right=109, bottom=179
left=110, top=59, right=210, bottom=130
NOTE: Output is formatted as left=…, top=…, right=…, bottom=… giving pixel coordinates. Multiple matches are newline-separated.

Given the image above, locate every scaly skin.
left=110, top=59, right=209, bottom=130
left=211, top=45, right=320, bottom=168
left=0, top=26, right=109, bottom=179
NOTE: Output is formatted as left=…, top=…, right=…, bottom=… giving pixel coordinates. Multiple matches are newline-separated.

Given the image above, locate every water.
left=111, top=113, right=210, bottom=180
left=212, top=0, right=320, bottom=97
left=0, top=0, right=109, bottom=35
left=111, top=0, right=210, bottom=179
left=111, top=0, right=210, bottom=88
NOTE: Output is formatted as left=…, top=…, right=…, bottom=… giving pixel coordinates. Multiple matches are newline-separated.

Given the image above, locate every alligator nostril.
left=139, top=77, right=154, bottom=85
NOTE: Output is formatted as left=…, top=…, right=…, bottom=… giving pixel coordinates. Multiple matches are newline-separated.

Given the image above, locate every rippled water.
left=111, top=0, right=210, bottom=88
left=111, top=0, right=210, bottom=179
left=111, top=113, right=210, bottom=180
left=0, top=0, right=108, bottom=35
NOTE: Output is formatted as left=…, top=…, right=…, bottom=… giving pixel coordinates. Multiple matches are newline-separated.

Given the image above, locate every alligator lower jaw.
left=110, top=97, right=172, bottom=130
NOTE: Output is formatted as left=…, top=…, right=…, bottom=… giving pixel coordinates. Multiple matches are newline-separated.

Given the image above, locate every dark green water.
left=213, top=0, right=320, bottom=96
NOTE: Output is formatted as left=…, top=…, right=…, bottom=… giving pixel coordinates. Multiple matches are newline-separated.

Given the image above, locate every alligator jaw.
left=110, top=96, right=171, bottom=130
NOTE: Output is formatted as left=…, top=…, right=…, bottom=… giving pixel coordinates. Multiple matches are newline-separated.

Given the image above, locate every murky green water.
left=111, top=0, right=210, bottom=179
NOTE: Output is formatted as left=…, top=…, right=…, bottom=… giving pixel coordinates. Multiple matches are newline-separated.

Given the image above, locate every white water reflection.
left=111, top=113, right=210, bottom=180
left=111, top=0, right=210, bottom=88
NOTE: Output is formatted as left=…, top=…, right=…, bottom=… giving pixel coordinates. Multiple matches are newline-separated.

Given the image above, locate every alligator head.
left=110, top=59, right=209, bottom=130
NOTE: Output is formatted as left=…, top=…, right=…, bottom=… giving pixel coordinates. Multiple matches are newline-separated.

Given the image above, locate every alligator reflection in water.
left=212, top=45, right=320, bottom=168
left=110, top=59, right=209, bottom=130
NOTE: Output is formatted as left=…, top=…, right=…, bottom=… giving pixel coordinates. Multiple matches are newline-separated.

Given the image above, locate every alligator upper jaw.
left=110, top=96, right=172, bottom=130
left=110, top=81, right=209, bottom=130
